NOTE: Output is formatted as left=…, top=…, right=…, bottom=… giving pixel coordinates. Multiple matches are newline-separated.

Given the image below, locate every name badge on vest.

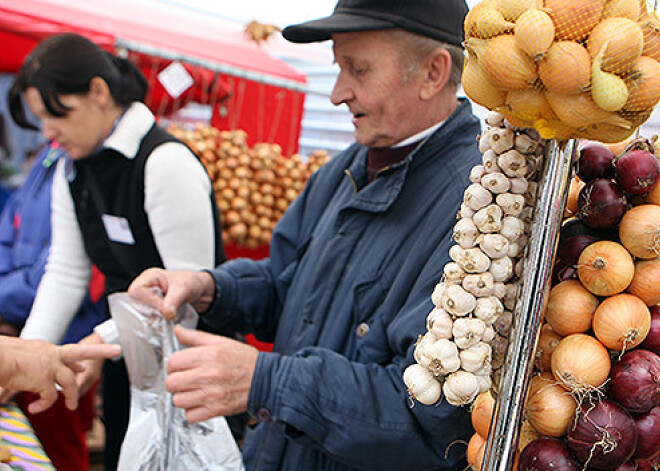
left=102, top=214, right=135, bottom=245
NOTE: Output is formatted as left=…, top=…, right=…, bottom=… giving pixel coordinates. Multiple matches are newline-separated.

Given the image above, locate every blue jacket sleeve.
left=201, top=172, right=318, bottom=340
left=0, top=238, right=48, bottom=326
left=246, top=236, right=472, bottom=470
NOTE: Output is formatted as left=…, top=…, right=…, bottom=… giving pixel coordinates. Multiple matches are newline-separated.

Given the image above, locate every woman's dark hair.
left=8, top=33, right=148, bottom=130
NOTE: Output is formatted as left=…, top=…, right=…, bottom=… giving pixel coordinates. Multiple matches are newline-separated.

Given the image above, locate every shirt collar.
left=392, top=121, right=445, bottom=148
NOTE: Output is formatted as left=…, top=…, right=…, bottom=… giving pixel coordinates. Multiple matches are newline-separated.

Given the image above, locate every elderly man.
left=129, top=0, right=482, bottom=469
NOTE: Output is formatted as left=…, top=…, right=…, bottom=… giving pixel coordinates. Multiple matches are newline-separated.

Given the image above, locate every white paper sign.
left=102, top=214, right=136, bottom=245
left=157, top=61, right=194, bottom=99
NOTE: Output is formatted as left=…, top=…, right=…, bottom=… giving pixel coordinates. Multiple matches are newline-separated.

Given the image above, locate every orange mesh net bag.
left=462, top=0, right=660, bottom=142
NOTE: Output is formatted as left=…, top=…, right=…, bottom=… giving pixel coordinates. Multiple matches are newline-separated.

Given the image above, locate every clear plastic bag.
left=109, top=293, right=244, bottom=471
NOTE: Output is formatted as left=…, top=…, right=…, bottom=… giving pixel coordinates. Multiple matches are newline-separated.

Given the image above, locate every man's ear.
left=88, top=77, right=112, bottom=108
left=420, top=48, right=452, bottom=100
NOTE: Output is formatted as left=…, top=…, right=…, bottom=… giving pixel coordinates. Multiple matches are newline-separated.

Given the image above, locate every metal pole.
left=114, top=38, right=324, bottom=96
left=481, top=139, right=576, bottom=470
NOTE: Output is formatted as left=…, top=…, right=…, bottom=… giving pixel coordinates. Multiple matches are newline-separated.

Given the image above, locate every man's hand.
left=165, top=325, right=259, bottom=423
left=74, top=333, right=107, bottom=396
left=0, top=337, right=121, bottom=414
left=128, top=268, right=217, bottom=319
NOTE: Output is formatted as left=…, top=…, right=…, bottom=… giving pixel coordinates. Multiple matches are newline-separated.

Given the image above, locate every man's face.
left=331, top=30, right=425, bottom=148
left=25, top=87, right=107, bottom=160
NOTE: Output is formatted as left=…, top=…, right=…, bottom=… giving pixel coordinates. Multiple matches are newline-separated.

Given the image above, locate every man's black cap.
left=282, top=0, right=468, bottom=46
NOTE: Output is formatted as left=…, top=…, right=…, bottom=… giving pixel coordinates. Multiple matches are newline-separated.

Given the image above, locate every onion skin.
left=525, top=373, right=577, bottom=436
left=551, top=334, right=611, bottom=391
left=640, top=305, right=660, bottom=355
left=578, top=241, right=635, bottom=297
left=615, top=150, right=660, bottom=195
left=567, top=400, right=637, bottom=469
left=578, top=179, right=628, bottom=230
left=592, top=293, right=651, bottom=351
left=545, top=280, right=599, bottom=336
left=471, top=391, right=494, bottom=438
left=539, top=41, right=591, bottom=94
left=609, top=349, right=660, bottom=413
left=627, top=259, right=660, bottom=306
left=545, top=0, right=604, bottom=41
left=519, top=438, right=580, bottom=471
left=633, top=405, right=660, bottom=460
left=619, top=205, right=660, bottom=259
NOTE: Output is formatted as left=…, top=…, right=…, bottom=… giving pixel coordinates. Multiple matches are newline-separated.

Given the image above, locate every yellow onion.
left=565, top=178, right=585, bottom=218
left=544, top=0, right=605, bottom=41
left=535, top=324, right=562, bottom=372
left=551, top=333, right=611, bottom=392
left=494, top=0, right=541, bottom=21
left=591, top=42, right=630, bottom=112
left=514, top=9, right=555, bottom=61
left=587, top=17, right=644, bottom=73
left=601, top=0, right=641, bottom=20
left=525, top=372, right=577, bottom=437
left=577, top=240, right=635, bottom=296
left=619, top=204, right=660, bottom=258
left=539, top=41, right=591, bottom=94
left=593, top=293, right=651, bottom=350
left=464, top=0, right=496, bottom=38
left=645, top=178, right=660, bottom=204
left=502, top=88, right=554, bottom=122
left=465, top=36, right=537, bottom=91
left=462, top=52, right=506, bottom=109
left=545, top=280, right=599, bottom=336
left=623, top=55, right=660, bottom=111
left=467, top=433, right=485, bottom=470
left=546, top=91, right=632, bottom=129
left=471, top=391, right=495, bottom=438
left=627, top=258, right=660, bottom=305
left=640, top=11, right=660, bottom=62
left=472, top=7, right=515, bottom=38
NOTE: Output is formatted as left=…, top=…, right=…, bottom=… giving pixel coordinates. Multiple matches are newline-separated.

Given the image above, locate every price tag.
left=157, top=61, right=194, bottom=99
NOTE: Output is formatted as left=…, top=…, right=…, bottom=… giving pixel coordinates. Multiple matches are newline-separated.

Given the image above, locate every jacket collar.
left=103, top=102, right=155, bottom=160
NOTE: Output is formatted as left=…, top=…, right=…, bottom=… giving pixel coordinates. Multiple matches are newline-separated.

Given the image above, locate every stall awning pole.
left=482, top=139, right=575, bottom=470
left=114, top=37, right=322, bottom=96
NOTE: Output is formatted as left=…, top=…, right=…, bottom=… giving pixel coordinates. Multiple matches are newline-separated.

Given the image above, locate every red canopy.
left=0, top=0, right=307, bottom=155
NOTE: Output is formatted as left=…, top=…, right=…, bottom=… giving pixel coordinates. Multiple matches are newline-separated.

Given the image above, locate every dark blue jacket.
left=0, top=144, right=107, bottom=344
left=204, top=101, right=482, bottom=471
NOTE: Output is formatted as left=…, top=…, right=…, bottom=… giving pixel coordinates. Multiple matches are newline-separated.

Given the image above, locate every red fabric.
left=0, top=0, right=306, bottom=153
left=88, top=265, right=106, bottom=304
left=16, top=387, right=96, bottom=471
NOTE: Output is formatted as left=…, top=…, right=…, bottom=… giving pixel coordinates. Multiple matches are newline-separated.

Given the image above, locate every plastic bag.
left=109, top=292, right=244, bottom=471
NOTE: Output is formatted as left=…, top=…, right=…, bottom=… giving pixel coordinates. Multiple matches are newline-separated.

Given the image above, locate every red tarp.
left=0, top=0, right=307, bottom=155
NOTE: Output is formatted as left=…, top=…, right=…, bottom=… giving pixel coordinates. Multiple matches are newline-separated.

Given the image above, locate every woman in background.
left=6, top=33, right=225, bottom=470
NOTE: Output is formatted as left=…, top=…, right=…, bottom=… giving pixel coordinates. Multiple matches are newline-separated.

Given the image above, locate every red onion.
left=636, top=454, right=660, bottom=470
left=552, top=259, right=577, bottom=285
left=519, top=438, right=580, bottom=471
left=609, top=349, right=660, bottom=413
left=577, top=144, right=616, bottom=182
left=558, top=234, right=600, bottom=266
left=612, top=462, right=639, bottom=471
left=578, top=179, right=628, bottom=229
left=640, top=306, right=660, bottom=355
left=614, top=150, right=660, bottom=195
left=633, top=406, right=660, bottom=461
left=567, top=400, right=637, bottom=469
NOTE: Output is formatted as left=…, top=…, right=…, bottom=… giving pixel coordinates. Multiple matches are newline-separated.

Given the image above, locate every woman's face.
left=24, top=86, right=110, bottom=160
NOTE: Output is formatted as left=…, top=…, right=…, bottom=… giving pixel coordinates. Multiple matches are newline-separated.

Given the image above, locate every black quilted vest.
left=68, top=125, right=225, bottom=294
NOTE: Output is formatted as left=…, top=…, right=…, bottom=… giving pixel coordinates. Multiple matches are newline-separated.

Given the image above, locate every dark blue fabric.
left=0, top=144, right=107, bottom=344
left=204, top=100, right=482, bottom=471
